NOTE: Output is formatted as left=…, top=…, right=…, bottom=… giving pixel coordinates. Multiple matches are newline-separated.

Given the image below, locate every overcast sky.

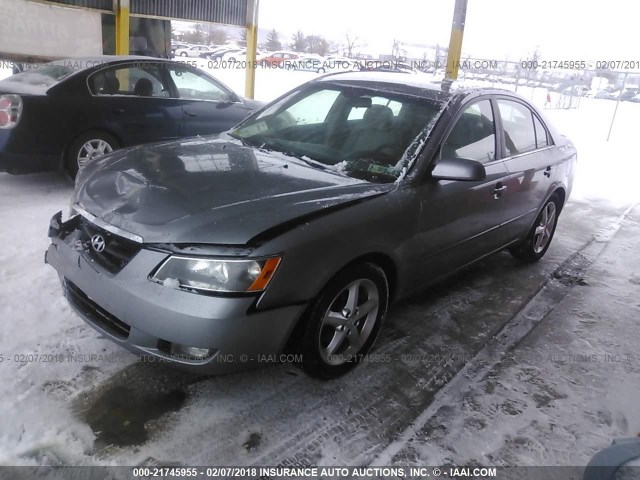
left=259, top=0, right=640, bottom=60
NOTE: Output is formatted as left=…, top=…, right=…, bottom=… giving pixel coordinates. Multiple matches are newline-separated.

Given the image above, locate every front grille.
left=66, top=280, right=131, bottom=339
left=80, top=218, right=141, bottom=273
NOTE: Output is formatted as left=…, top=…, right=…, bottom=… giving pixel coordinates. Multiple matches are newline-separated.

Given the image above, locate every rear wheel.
left=300, top=263, right=389, bottom=379
left=509, top=194, right=560, bottom=263
left=65, top=131, right=119, bottom=180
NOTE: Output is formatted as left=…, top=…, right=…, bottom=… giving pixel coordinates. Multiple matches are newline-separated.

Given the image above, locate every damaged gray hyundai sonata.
left=45, top=72, right=576, bottom=378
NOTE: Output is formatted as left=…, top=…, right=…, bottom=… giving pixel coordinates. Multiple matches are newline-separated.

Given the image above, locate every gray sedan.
left=46, top=72, right=576, bottom=379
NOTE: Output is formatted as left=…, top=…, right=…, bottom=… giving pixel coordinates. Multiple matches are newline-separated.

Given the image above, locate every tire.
left=317, top=68, right=326, bottom=74
left=180, top=52, right=187, bottom=57
left=509, top=194, right=561, bottom=263
left=299, top=263, right=389, bottom=379
left=65, top=131, right=119, bottom=180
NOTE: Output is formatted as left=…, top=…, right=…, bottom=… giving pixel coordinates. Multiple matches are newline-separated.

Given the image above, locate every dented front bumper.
left=45, top=212, right=306, bottom=374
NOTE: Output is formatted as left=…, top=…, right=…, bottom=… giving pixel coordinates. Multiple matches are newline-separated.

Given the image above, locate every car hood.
left=74, top=135, right=395, bottom=245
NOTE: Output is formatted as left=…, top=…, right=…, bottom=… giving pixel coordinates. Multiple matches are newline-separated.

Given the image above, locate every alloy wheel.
left=318, top=278, right=379, bottom=365
left=533, top=201, right=556, bottom=253
left=77, top=139, right=113, bottom=169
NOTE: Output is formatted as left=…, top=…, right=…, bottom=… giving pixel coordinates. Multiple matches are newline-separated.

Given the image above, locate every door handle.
left=184, top=110, right=197, bottom=117
left=112, top=108, right=125, bottom=114
left=543, top=166, right=552, bottom=177
left=492, top=184, right=507, bottom=199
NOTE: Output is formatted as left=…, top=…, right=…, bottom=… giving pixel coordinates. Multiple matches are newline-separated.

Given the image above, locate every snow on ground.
left=0, top=65, right=639, bottom=466
left=0, top=175, right=139, bottom=464
left=379, top=206, right=640, bottom=468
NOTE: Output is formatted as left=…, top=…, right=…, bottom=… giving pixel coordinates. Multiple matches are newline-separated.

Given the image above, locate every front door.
left=167, top=66, right=253, bottom=137
left=412, top=98, right=512, bottom=285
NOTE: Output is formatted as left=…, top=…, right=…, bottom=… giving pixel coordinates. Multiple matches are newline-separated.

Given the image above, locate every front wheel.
left=509, top=194, right=560, bottom=263
left=300, top=263, right=389, bottom=379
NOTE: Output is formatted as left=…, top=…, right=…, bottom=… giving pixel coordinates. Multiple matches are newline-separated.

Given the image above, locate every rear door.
left=494, top=97, right=557, bottom=240
left=167, top=65, right=253, bottom=137
left=88, top=62, right=182, bottom=146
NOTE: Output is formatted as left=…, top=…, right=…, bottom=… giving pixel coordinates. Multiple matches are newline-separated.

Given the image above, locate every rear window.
left=9, top=64, right=79, bottom=87
left=497, top=99, right=537, bottom=156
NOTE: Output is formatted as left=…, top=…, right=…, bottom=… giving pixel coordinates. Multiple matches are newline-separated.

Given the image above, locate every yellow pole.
left=115, top=0, right=130, bottom=55
left=445, top=0, right=468, bottom=80
left=245, top=0, right=259, bottom=99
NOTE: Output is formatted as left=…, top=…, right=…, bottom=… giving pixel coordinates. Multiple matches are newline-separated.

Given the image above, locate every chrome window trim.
left=74, top=204, right=144, bottom=244
left=501, top=145, right=555, bottom=161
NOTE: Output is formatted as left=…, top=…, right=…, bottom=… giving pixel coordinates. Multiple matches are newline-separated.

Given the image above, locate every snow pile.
left=0, top=174, right=137, bottom=464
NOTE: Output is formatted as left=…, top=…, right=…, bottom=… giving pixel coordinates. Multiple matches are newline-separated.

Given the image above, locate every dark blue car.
left=0, top=56, right=262, bottom=178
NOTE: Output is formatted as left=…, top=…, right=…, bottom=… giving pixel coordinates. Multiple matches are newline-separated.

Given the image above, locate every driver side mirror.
left=430, top=157, right=486, bottom=182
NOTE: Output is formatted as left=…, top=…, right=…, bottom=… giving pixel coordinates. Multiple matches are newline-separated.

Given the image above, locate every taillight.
left=0, top=94, right=23, bottom=129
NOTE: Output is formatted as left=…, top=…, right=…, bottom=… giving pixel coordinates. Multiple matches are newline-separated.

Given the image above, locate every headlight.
left=150, top=256, right=281, bottom=294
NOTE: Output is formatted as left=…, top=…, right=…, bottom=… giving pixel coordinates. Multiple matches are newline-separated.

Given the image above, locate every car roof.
left=313, top=71, right=518, bottom=102
left=30, top=56, right=196, bottom=90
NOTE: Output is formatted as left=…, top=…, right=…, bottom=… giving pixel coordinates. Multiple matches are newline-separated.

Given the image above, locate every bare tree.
left=345, top=33, right=359, bottom=58
left=201, top=24, right=228, bottom=46
left=392, top=39, right=401, bottom=58
left=183, top=24, right=205, bottom=45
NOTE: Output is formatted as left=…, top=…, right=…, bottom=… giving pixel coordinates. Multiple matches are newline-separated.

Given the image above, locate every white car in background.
left=289, top=54, right=328, bottom=73
left=220, top=48, right=247, bottom=62
left=175, top=44, right=215, bottom=58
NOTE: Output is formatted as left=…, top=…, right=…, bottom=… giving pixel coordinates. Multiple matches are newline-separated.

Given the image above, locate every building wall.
left=0, top=0, right=102, bottom=60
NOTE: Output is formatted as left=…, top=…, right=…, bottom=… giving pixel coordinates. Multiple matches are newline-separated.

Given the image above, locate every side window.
left=282, top=89, right=340, bottom=125
left=533, top=115, right=549, bottom=148
left=90, top=65, right=170, bottom=97
left=169, top=68, right=232, bottom=102
left=442, top=99, right=496, bottom=163
left=497, top=100, right=537, bottom=156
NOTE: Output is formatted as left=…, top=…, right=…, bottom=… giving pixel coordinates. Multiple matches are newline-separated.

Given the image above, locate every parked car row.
left=172, top=43, right=408, bottom=74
